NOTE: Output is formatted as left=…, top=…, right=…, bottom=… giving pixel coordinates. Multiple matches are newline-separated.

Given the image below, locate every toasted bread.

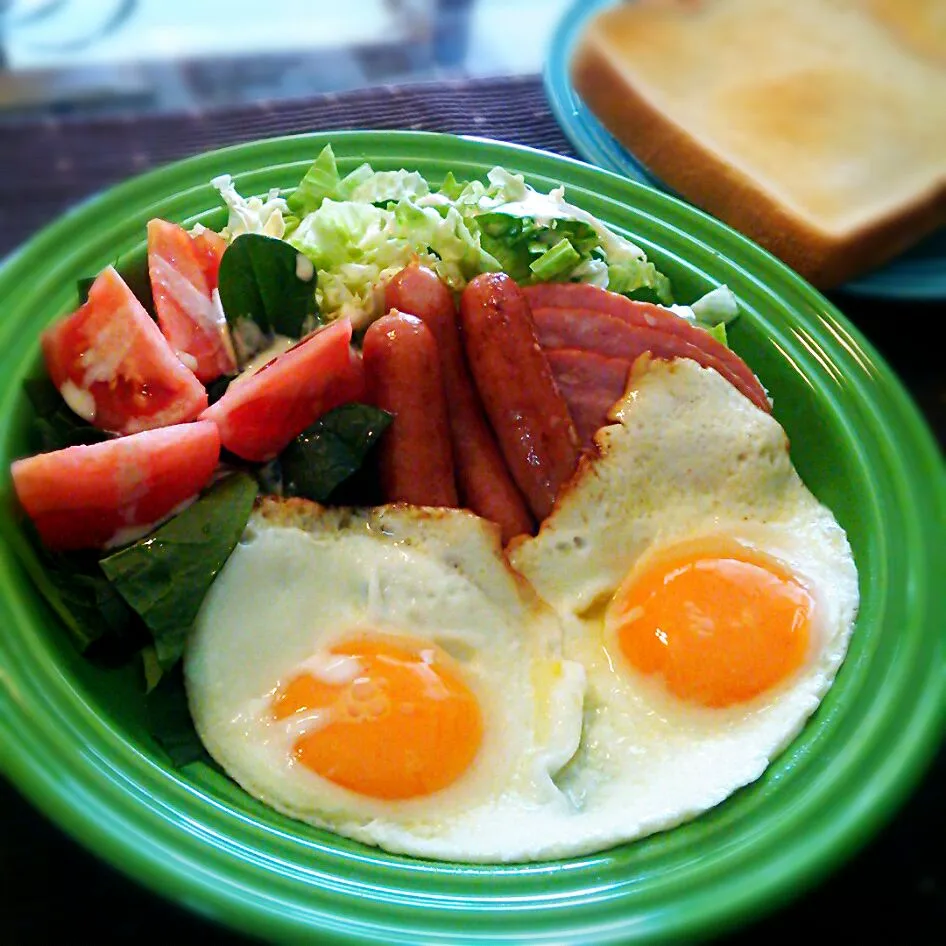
left=570, top=0, right=946, bottom=288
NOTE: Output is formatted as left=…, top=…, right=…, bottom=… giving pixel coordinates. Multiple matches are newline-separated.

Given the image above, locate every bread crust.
left=570, top=1, right=946, bottom=288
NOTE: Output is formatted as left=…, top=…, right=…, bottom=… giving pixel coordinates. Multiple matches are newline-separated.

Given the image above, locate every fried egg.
left=508, top=357, right=859, bottom=844
left=185, top=499, right=586, bottom=862
left=187, top=357, right=858, bottom=861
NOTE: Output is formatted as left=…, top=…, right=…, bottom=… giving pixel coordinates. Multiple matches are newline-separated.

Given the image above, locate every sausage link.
left=386, top=264, right=533, bottom=542
left=362, top=311, right=458, bottom=507
left=459, top=273, right=580, bottom=522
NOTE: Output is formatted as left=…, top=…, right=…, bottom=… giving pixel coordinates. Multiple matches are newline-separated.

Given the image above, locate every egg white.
left=508, top=357, right=860, bottom=846
left=187, top=357, right=859, bottom=862
left=185, top=499, right=587, bottom=861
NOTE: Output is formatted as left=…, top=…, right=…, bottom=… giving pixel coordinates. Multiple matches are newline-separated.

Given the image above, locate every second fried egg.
left=508, top=357, right=859, bottom=840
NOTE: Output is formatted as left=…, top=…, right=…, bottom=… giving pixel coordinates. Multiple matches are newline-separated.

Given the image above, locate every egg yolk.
left=607, top=538, right=813, bottom=707
left=272, top=637, right=483, bottom=800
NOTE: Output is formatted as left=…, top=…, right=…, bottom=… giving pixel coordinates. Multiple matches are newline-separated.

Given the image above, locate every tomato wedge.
left=147, top=219, right=237, bottom=383
left=11, top=421, right=221, bottom=551
left=42, top=266, right=208, bottom=435
left=201, top=319, right=363, bottom=462
left=190, top=227, right=228, bottom=291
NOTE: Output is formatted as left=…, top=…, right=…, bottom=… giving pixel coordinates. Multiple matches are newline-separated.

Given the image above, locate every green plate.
left=0, top=131, right=943, bottom=944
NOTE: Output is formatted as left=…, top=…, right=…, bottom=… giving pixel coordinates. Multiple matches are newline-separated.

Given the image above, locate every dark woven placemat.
left=0, top=74, right=576, bottom=261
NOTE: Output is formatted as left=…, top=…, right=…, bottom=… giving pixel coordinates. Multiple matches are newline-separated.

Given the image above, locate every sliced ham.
left=523, top=284, right=771, bottom=413
left=533, top=306, right=653, bottom=363
left=546, top=349, right=630, bottom=450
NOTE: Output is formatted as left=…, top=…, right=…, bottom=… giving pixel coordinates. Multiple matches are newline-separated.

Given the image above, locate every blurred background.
left=0, top=0, right=571, bottom=120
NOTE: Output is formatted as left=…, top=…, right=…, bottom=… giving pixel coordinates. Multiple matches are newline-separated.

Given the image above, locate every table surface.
left=1, top=70, right=944, bottom=945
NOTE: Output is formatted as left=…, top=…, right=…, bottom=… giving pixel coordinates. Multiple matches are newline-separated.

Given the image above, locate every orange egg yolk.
left=271, top=637, right=483, bottom=800
left=607, top=539, right=813, bottom=707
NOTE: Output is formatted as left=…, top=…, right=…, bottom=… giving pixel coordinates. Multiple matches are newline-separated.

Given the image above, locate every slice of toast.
left=570, top=0, right=946, bottom=288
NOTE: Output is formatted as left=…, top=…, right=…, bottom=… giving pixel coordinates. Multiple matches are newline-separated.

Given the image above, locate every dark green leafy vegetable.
left=145, top=662, right=216, bottom=768
left=23, top=377, right=112, bottom=453
left=100, top=472, right=259, bottom=669
left=217, top=233, right=317, bottom=338
left=205, top=373, right=234, bottom=406
left=76, top=276, right=95, bottom=305
left=255, top=458, right=284, bottom=496
left=112, top=243, right=156, bottom=316
left=281, top=403, right=392, bottom=502
left=25, top=539, right=140, bottom=654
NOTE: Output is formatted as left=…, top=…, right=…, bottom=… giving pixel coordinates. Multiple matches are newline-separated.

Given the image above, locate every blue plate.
left=544, top=0, right=946, bottom=300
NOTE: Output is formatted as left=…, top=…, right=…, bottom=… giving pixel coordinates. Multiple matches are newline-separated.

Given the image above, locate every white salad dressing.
left=150, top=253, right=228, bottom=338
left=59, top=379, right=96, bottom=422
left=295, top=254, right=315, bottom=282
left=211, top=174, right=289, bottom=240
left=227, top=335, right=295, bottom=390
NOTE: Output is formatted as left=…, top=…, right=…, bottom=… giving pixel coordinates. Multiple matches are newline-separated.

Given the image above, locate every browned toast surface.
left=571, top=0, right=946, bottom=287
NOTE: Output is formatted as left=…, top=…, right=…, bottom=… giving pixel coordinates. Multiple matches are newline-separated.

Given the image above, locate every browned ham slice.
left=523, top=284, right=770, bottom=413
left=545, top=349, right=630, bottom=450
left=533, top=306, right=652, bottom=362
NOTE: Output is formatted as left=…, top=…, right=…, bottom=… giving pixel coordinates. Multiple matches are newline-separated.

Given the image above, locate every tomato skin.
left=190, top=228, right=228, bottom=291
left=147, top=219, right=237, bottom=382
left=42, top=266, right=208, bottom=435
left=201, top=319, right=360, bottom=462
left=11, top=421, right=221, bottom=551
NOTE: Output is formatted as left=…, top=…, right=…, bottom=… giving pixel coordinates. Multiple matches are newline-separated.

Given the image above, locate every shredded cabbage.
left=212, top=146, right=738, bottom=334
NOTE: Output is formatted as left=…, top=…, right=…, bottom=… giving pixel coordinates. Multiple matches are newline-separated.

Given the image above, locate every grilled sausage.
left=385, top=264, right=533, bottom=542
left=459, top=273, right=580, bottom=521
left=362, top=311, right=458, bottom=507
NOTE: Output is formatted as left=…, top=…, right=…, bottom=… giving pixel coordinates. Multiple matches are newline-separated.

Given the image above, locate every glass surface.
left=0, top=0, right=572, bottom=119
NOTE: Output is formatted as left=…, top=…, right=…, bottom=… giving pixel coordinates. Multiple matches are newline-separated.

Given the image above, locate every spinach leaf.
left=145, top=661, right=216, bottom=768
left=217, top=233, right=316, bottom=338
left=23, top=377, right=112, bottom=453
left=113, top=244, right=156, bottom=316
left=100, top=472, right=259, bottom=669
left=5, top=511, right=145, bottom=661
left=281, top=403, right=392, bottom=502
left=76, top=276, right=95, bottom=305
left=30, top=541, right=140, bottom=653
left=205, top=373, right=234, bottom=406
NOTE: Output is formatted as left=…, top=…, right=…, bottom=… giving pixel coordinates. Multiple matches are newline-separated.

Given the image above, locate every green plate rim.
left=1, top=129, right=944, bottom=945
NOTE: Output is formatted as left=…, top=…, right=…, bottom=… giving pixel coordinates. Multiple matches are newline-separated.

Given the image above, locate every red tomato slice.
left=11, top=420, right=221, bottom=551
left=190, top=228, right=228, bottom=291
left=201, top=319, right=361, bottom=462
left=42, top=266, right=208, bottom=435
left=147, top=219, right=237, bottom=383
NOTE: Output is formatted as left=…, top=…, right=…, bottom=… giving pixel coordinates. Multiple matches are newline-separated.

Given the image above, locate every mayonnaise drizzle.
left=59, top=379, right=96, bottom=422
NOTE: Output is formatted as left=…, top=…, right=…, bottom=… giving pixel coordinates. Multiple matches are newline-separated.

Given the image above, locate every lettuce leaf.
left=241, top=144, right=688, bottom=326
left=286, top=144, right=342, bottom=216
